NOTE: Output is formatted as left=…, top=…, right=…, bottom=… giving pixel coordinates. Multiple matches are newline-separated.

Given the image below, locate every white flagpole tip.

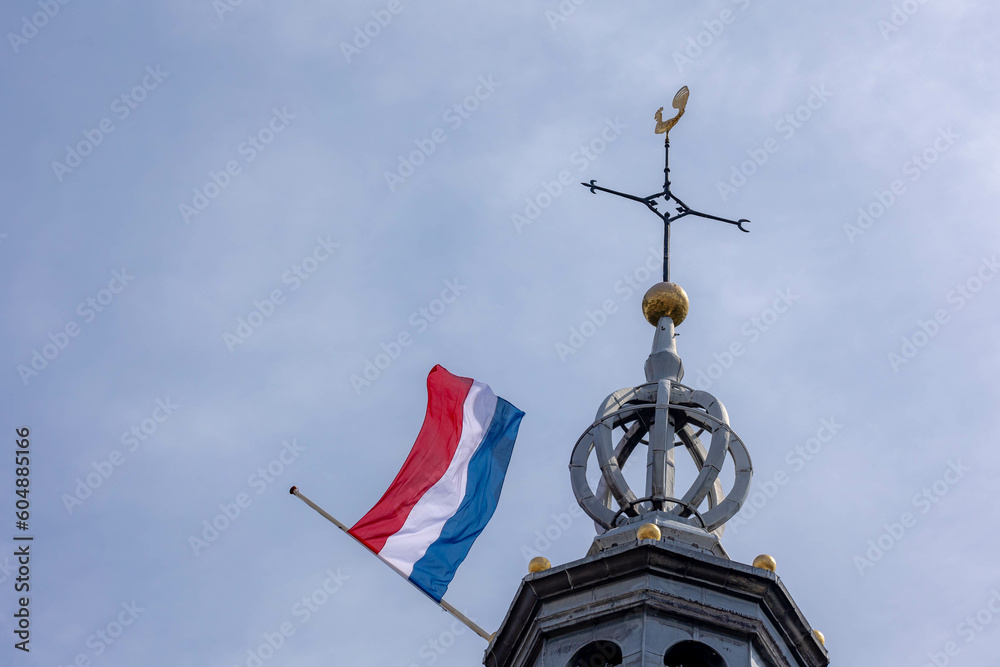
left=289, top=485, right=298, bottom=495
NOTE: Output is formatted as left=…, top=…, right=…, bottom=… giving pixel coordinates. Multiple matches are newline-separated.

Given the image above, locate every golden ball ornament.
left=528, top=556, right=551, bottom=573
left=636, top=523, right=662, bottom=541
left=642, top=282, right=690, bottom=326
left=752, top=554, right=777, bottom=572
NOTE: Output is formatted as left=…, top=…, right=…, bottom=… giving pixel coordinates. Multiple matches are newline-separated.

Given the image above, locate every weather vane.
left=582, top=86, right=750, bottom=282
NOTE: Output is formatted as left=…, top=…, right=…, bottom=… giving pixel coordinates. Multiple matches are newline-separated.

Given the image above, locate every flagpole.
left=289, top=486, right=493, bottom=642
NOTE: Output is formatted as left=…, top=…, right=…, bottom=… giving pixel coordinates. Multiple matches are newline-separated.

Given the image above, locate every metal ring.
left=611, top=496, right=708, bottom=530
left=571, top=381, right=751, bottom=533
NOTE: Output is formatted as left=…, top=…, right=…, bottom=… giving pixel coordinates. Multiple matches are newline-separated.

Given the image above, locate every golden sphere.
left=528, top=557, right=551, bottom=573
left=813, top=630, right=825, bottom=646
left=752, top=554, right=777, bottom=572
left=642, top=282, right=689, bottom=326
left=636, top=523, right=662, bottom=541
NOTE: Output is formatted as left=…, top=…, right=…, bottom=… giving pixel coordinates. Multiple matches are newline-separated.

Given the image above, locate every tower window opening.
left=568, top=640, right=623, bottom=667
left=663, top=640, right=726, bottom=667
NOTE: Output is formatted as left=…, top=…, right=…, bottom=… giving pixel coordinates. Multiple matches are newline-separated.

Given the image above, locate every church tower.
left=484, top=89, right=829, bottom=667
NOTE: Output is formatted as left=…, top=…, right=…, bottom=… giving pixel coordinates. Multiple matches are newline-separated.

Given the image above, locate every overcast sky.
left=2, top=1, right=1000, bottom=665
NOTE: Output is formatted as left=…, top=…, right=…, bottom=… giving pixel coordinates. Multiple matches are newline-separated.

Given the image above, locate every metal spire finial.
left=582, top=86, right=751, bottom=284
left=569, top=89, right=754, bottom=557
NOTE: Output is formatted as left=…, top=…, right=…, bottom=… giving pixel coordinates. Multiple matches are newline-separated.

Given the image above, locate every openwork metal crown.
left=569, top=371, right=751, bottom=536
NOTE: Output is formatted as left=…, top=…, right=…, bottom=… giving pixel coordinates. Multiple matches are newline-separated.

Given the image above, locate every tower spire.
left=486, top=87, right=828, bottom=667
left=570, top=86, right=758, bottom=556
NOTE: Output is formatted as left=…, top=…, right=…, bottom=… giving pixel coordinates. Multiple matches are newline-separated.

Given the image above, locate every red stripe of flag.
left=349, top=365, right=474, bottom=553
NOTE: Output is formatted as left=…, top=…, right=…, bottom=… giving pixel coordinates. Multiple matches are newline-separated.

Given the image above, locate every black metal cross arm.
left=675, top=210, right=750, bottom=232
left=582, top=179, right=666, bottom=221
left=582, top=180, right=654, bottom=206
left=667, top=193, right=751, bottom=232
left=580, top=149, right=750, bottom=282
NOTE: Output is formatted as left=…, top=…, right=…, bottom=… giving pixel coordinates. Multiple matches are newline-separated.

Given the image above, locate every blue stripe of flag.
left=408, top=397, right=524, bottom=601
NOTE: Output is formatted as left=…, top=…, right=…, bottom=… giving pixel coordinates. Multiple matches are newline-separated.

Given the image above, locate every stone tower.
left=484, top=89, right=829, bottom=667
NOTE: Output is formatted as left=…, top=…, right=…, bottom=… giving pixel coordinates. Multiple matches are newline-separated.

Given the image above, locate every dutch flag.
left=349, top=365, right=524, bottom=601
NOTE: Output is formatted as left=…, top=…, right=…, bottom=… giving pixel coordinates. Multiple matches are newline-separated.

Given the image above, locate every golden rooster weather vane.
left=654, top=86, right=689, bottom=139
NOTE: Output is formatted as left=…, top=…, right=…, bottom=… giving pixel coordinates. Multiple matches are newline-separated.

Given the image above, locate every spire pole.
left=663, top=137, right=671, bottom=282
left=663, top=136, right=671, bottom=196
left=663, top=213, right=670, bottom=283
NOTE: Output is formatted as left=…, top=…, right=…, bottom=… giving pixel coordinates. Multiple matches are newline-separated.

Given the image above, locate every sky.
left=2, top=1, right=1000, bottom=665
